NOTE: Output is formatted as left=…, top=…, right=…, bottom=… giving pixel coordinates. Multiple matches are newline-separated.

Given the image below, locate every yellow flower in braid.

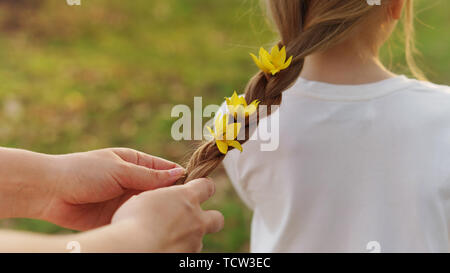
left=207, top=112, right=243, bottom=155
left=250, top=45, right=293, bottom=76
left=225, top=91, right=260, bottom=119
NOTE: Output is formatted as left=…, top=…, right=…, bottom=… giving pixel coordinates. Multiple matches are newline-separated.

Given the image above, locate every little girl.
left=179, top=0, right=450, bottom=252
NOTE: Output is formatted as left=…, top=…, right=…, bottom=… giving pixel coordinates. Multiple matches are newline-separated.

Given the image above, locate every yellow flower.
left=207, top=113, right=243, bottom=155
left=225, top=91, right=260, bottom=118
left=250, top=45, right=293, bottom=76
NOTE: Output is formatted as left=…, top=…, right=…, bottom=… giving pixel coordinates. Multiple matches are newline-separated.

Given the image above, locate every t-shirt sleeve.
left=222, top=150, right=255, bottom=210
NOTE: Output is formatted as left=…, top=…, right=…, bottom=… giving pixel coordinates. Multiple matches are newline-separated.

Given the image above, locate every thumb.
left=120, top=164, right=185, bottom=191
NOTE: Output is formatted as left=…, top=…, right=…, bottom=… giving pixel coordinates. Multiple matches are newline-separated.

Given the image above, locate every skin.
left=0, top=148, right=224, bottom=252
left=301, top=0, right=405, bottom=84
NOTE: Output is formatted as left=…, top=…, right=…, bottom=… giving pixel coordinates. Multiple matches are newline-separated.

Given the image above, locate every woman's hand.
left=40, top=148, right=186, bottom=231
left=108, top=178, right=224, bottom=252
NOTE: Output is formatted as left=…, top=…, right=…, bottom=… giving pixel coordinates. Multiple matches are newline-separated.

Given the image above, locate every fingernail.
left=169, top=168, right=185, bottom=177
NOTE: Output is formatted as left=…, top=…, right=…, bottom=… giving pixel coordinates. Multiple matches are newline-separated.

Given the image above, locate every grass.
left=0, top=0, right=448, bottom=252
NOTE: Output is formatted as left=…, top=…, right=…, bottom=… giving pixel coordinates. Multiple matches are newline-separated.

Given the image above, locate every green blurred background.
left=0, top=0, right=448, bottom=252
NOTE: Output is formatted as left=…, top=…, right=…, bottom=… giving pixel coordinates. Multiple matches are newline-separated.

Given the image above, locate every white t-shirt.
left=222, top=75, right=450, bottom=253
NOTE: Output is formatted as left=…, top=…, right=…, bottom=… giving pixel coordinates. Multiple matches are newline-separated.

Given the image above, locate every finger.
left=183, top=178, right=215, bottom=204
left=202, top=210, right=224, bottom=234
left=121, top=164, right=185, bottom=190
left=138, top=154, right=183, bottom=170
left=112, top=148, right=183, bottom=170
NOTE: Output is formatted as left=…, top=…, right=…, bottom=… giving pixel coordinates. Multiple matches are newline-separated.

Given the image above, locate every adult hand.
left=107, top=178, right=224, bottom=252
left=0, top=147, right=184, bottom=230
left=39, top=148, right=185, bottom=230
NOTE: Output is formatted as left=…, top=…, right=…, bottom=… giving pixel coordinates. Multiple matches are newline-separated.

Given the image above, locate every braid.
left=181, top=142, right=223, bottom=183
left=177, top=0, right=377, bottom=184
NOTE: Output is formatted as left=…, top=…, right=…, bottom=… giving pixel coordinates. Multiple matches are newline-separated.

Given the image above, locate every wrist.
left=74, top=220, right=150, bottom=253
left=0, top=148, right=62, bottom=219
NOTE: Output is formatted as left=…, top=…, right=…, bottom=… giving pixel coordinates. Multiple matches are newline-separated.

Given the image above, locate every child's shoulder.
left=399, top=78, right=450, bottom=109
left=400, top=78, right=450, bottom=126
left=404, top=78, right=450, bottom=97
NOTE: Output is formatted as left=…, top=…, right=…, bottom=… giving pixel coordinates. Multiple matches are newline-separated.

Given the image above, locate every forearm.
left=0, top=148, right=60, bottom=219
left=0, top=229, right=105, bottom=253
left=0, top=230, right=70, bottom=253
left=0, top=220, right=145, bottom=253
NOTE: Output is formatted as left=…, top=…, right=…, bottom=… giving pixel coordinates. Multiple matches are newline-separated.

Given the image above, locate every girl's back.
left=223, top=76, right=450, bottom=252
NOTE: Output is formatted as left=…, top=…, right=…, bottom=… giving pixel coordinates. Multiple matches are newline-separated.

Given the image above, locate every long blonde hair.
left=177, top=0, right=423, bottom=184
